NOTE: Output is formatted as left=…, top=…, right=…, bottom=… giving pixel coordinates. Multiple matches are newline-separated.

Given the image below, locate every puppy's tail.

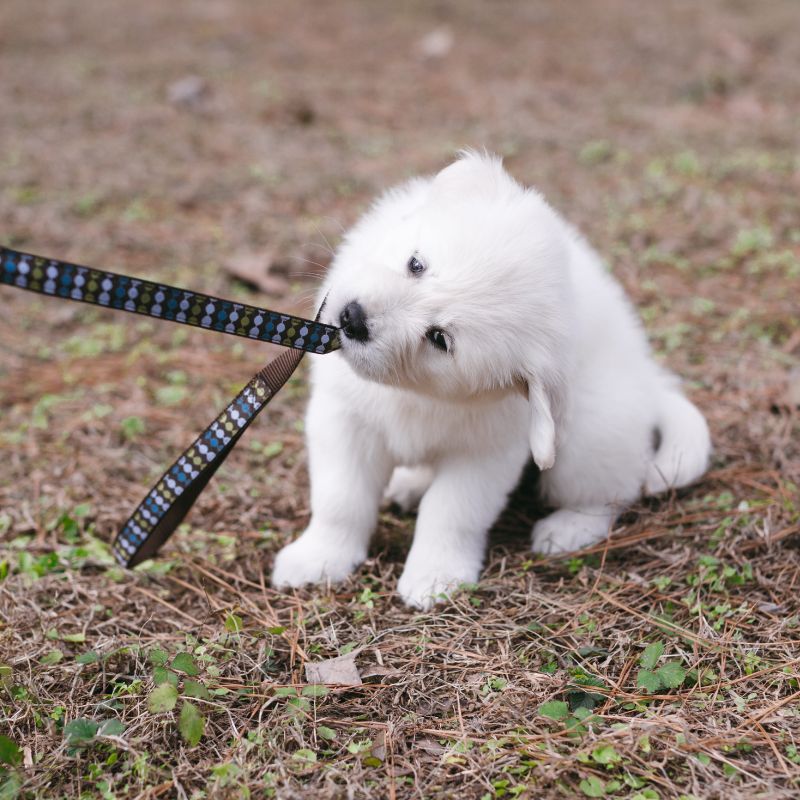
left=645, top=389, right=711, bottom=496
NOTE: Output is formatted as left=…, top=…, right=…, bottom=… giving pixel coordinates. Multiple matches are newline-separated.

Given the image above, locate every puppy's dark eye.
left=408, top=255, right=426, bottom=275
left=426, top=327, right=450, bottom=353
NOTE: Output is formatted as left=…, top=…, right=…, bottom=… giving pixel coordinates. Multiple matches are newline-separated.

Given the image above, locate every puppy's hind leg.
left=531, top=506, right=616, bottom=555
left=272, top=396, right=392, bottom=589
left=383, top=465, right=434, bottom=512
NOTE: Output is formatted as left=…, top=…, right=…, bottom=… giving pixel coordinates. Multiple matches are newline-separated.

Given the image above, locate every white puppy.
left=271, top=152, right=711, bottom=608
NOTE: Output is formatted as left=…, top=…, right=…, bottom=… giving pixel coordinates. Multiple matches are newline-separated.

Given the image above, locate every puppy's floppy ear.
left=516, top=377, right=558, bottom=471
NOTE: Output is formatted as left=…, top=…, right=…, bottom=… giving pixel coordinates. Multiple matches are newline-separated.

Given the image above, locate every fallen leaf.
left=223, top=249, right=290, bottom=297
left=416, top=738, right=447, bottom=755
left=371, top=729, right=387, bottom=762
left=304, top=652, right=362, bottom=686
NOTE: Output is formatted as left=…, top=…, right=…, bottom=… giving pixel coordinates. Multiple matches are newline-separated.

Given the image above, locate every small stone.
left=417, top=27, right=454, bottom=60
left=167, top=75, right=209, bottom=108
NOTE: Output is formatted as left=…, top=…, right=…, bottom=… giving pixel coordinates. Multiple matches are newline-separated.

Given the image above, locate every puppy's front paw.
left=383, top=466, right=434, bottom=513
left=531, top=508, right=613, bottom=555
left=397, top=557, right=480, bottom=610
left=272, top=532, right=365, bottom=589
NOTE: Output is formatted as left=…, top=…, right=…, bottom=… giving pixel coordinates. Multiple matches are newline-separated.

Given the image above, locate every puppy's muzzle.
left=340, top=301, right=369, bottom=342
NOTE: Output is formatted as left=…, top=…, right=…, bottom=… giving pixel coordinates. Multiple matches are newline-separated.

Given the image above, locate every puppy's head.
left=323, top=152, right=573, bottom=469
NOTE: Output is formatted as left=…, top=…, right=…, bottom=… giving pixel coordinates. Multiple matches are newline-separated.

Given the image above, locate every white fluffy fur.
left=271, top=152, right=711, bottom=608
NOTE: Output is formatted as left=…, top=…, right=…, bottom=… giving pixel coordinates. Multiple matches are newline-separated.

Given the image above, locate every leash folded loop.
left=1, top=244, right=338, bottom=567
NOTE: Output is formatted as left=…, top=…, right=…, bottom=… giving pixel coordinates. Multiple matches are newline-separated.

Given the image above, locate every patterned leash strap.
left=1, top=245, right=339, bottom=355
left=1, top=244, right=339, bottom=567
left=113, top=346, right=306, bottom=567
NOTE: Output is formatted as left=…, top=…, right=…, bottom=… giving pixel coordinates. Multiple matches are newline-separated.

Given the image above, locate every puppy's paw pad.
left=531, top=508, right=613, bottom=555
left=383, top=466, right=434, bottom=513
left=272, top=534, right=364, bottom=589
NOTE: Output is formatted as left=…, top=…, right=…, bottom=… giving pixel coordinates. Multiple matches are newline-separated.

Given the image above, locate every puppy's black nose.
left=339, top=301, right=369, bottom=342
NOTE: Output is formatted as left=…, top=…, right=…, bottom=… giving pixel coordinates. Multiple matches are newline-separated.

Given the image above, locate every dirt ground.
left=1, top=1, right=799, bottom=798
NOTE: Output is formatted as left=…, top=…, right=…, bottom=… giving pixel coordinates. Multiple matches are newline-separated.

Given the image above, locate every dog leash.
left=1, top=245, right=340, bottom=567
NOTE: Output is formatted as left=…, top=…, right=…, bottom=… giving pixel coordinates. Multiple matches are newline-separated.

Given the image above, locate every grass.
left=2, top=476, right=800, bottom=799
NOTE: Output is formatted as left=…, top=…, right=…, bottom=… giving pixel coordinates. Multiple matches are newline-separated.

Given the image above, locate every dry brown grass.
left=1, top=1, right=800, bottom=797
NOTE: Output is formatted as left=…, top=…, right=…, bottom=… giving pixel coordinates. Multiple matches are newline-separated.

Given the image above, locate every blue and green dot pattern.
left=1, top=246, right=339, bottom=354
left=112, top=353, right=300, bottom=567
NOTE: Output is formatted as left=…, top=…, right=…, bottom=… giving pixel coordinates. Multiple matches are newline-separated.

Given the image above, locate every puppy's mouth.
left=334, top=312, right=405, bottom=386
left=338, top=340, right=395, bottom=386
